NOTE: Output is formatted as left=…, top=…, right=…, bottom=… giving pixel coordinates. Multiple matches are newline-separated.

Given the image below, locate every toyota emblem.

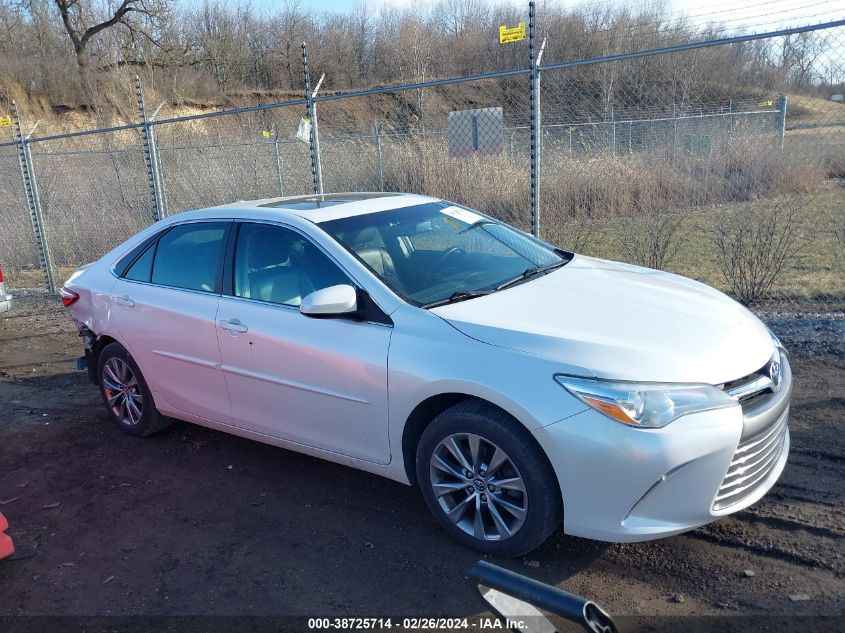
left=770, top=358, right=782, bottom=392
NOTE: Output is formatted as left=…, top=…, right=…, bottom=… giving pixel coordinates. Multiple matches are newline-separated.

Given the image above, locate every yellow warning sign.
left=499, top=22, right=525, bottom=44
left=0, top=115, right=10, bottom=127
left=262, top=130, right=274, bottom=138
left=758, top=99, right=774, bottom=107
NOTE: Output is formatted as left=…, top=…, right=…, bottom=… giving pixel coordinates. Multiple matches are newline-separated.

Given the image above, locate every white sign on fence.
left=297, top=117, right=312, bottom=143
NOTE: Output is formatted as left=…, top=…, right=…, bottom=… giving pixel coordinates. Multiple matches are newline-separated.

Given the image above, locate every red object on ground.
left=0, top=512, right=14, bottom=560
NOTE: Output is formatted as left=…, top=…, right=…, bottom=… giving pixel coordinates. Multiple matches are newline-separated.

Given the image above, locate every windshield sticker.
left=440, top=206, right=483, bottom=226
left=441, top=216, right=463, bottom=231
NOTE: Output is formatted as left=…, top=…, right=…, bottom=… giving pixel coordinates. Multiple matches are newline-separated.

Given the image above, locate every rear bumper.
left=0, top=512, right=14, bottom=560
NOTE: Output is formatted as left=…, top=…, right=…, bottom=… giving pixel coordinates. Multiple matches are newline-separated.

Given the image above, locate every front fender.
left=387, top=306, right=589, bottom=474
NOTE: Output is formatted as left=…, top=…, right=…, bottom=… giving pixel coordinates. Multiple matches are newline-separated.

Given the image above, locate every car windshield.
left=318, top=201, right=571, bottom=307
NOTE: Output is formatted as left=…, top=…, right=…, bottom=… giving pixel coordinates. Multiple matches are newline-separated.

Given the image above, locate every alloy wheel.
left=429, top=433, right=528, bottom=541
left=102, top=357, right=144, bottom=426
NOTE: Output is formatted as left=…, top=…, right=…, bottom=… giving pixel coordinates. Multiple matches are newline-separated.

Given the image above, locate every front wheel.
left=416, top=400, right=562, bottom=556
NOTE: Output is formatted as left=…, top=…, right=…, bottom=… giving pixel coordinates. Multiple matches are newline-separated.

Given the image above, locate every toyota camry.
left=62, top=192, right=790, bottom=555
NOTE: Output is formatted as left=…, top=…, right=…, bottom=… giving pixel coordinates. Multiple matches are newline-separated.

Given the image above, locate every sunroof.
left=260, top=192, right=403, bottom=210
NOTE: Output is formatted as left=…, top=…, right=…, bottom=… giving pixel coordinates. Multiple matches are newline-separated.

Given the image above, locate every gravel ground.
left=0, top=295, right=843, bottom=629
left=762, top=311, right=845, bottom=359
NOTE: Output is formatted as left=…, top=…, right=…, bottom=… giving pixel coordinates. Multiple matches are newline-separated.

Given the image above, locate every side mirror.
left=300, top=284, right=358, bottom=317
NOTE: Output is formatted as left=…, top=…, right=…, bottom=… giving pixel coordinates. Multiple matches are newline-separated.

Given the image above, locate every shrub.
left=620, top=211, right=683, bottom=270
left=713, top=202, right=803, bottom=304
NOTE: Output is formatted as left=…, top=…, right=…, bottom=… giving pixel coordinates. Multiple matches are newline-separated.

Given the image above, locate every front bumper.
left=533, top=356, right=791, bottom=543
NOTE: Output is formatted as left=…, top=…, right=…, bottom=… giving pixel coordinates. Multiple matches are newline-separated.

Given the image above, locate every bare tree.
left=50, top=0, right=170, bottom=70
left=269, top=0, right=310, bottom=90
left=0, top=0, right=838, bottom=107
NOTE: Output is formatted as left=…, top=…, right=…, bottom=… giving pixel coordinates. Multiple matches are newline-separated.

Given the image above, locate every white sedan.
left=62, top=193, right=790, bottom=555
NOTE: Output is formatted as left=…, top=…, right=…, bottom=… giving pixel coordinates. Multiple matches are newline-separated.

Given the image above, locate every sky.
left=251, top=0, right=845, bottom=34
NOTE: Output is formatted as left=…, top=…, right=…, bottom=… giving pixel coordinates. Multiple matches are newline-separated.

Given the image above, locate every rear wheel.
left=416, top=399, right=562, bottom=556
left=98, top=342, right=170, bottom=437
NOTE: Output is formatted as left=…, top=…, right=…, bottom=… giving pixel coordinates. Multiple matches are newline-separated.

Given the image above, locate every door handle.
left=219, top=318, right=248, bottom=334
left=113, top=295, right=135, bottom=307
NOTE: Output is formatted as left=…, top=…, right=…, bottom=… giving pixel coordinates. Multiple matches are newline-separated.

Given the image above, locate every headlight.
left=555, top=376, right=737, bottom=428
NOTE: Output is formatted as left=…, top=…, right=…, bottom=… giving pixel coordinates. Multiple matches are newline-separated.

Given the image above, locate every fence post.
left=672, top=103, right=678, bottom=162
left=778, top=94, right=788, bottom=149
left=155, top=140, right=169, bottom=214
left=611, top=106, right=617, bottom=156
left=12, top=101, right=55, bottom=293
left=374, top=121, right=384, bottom=192
left=728, top=98, right=734, bottom=144
left=418, top=90, right=425, bottom=134
left=302, top=42, right=324, bottom=195
left=272, top=124, right=285, bottom=196
left=135, top=77, right=164, bottom=222
left=529, top=1, right=540, bottom=238
left=150, top=101, right=170, bottom=214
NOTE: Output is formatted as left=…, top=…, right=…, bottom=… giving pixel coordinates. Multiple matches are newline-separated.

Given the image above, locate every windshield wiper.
left=496, top=259, right=567, bottom=291
left=423, top=290, right=492, bottom=309
left=458, top=219, right=496, bottom=234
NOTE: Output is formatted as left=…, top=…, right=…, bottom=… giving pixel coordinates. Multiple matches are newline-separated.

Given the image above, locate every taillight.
left=0, top=267, right=4, bottom=283
left=60, top=287, right=79, bottom=307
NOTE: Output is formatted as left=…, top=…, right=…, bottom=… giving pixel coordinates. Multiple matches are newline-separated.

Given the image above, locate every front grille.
left=721, top=351, right=781, bottom=405
left=712, top=408, right=788, bottom=511
left=723, top=372, right=771, bottom=404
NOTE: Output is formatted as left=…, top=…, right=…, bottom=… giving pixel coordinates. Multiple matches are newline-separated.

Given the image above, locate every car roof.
left=198, top=192, right=440, bottom=223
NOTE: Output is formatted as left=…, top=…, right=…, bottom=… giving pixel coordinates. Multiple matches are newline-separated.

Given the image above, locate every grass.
left=786, top=93, right=845, bottom=127
left=556, top=189, right=845, bottom=304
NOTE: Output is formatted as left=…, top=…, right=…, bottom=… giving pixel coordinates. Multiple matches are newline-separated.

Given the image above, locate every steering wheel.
left=429, top=246, right=465, bottom=281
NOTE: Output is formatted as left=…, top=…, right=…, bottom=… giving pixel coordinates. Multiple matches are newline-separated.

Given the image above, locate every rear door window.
left=151, top=223, right=228, bottom=293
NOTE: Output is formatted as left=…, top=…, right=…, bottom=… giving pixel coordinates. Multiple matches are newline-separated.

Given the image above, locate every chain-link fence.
left=30, top=133, right=152, bottom=288
left=1, top=17, right=843, bottom=324
left=537, top=49, right=845, bottom=313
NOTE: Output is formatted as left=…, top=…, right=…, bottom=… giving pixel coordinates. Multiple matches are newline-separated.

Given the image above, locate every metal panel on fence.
left=447, top=107, right=505, bottom=157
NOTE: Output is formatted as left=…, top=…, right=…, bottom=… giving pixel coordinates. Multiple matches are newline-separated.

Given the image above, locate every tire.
left=97, top=342, right=171, bottom=437
left=416, top=399, right=562, bottom=556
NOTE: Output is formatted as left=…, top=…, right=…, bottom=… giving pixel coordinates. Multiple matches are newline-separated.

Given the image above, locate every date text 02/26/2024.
left=307, top=618, right=529, bottom=630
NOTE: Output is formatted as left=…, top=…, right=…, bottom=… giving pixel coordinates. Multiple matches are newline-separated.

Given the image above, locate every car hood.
left=431, top=255, right=773, bottom=384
